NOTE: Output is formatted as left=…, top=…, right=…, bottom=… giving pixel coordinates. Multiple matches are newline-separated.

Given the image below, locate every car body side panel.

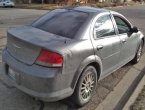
left=92, top=36, right=121, bottom=78
left=118, top=33, right=139, bottom=65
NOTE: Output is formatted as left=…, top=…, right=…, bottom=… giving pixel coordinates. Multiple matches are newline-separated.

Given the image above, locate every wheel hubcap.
left=80, top=71, right=95, bottom=101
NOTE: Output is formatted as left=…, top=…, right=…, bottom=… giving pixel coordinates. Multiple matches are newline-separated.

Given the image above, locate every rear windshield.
left=32, top=9, right=89, bottom=39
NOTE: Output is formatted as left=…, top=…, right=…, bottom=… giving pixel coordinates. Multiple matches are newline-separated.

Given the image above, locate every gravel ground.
left=130, top=85, right=145, bottom=110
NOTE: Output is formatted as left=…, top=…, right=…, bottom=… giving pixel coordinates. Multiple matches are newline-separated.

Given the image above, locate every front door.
left=113, top=16, right=139, bottom=65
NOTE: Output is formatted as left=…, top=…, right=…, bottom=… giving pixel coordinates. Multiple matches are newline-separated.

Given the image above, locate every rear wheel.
left=71, top=66, right=97, bottom=107
left=132, top=40, right=143, bottom=64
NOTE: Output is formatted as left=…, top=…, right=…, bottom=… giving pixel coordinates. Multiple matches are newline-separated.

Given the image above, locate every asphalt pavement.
left=0, top=4, right=145, bottom=110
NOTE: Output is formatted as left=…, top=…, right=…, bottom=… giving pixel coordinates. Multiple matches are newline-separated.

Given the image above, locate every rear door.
left=113, top=15, right=139, bottom=65
left=91, top=14, right=121, bottom=77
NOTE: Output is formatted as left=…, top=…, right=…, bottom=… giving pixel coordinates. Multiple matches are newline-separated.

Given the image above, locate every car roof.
left=63, top=6, right=109, bottom=14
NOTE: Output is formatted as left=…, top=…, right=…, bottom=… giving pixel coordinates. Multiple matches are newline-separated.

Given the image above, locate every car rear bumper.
left=2, top=48, right=73, bottom=101
left=10, top=78, right=73, bottom=102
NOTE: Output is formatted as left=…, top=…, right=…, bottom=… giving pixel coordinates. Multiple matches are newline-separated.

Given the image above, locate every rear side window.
left=32, top=10, right=89, bottom=39
left=94, top=15, right=116, bottom=38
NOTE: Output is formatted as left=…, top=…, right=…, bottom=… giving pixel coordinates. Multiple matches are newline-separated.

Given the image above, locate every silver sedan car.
left=2, top=6, right=144, bottom=107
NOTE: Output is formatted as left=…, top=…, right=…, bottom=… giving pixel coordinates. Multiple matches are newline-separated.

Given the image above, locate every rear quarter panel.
left=50, top=38, right=97, bottom=89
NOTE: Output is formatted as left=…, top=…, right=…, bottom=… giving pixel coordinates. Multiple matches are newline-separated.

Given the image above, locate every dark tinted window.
left=32, top=10, right=88, bottom=39
left=94, top=15, right=116, bottom=38
left=114, top=16, right=131, bottom=34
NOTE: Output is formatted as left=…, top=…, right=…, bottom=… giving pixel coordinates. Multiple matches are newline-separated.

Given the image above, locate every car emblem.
left=12, top=43, right=21, bottom=53
left=12, top=43, right=21, bottom=49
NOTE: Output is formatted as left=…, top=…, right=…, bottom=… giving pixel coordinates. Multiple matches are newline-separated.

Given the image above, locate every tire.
left=132, top=40, right=143, bottom=64
left=71, top=66, right=97, bottom=107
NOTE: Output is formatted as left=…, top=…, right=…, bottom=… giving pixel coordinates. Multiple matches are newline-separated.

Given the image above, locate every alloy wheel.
left=80, top=71, right=95, bottom=101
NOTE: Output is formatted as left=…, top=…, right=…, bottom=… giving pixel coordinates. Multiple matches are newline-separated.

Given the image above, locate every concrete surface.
left=0, top=4, right=145, bottom=110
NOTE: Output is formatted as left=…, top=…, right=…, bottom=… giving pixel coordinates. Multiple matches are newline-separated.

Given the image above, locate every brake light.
left=36, top=49, right=63, bottom=67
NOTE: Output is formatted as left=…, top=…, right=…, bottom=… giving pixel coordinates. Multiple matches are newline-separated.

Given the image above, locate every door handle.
left=97, top=45, right=103, bottom=50
left=121, top=39, right=127, bottom=43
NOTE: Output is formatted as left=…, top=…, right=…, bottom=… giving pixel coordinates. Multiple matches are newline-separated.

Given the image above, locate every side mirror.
left=131, top=26, right=138, bottom=33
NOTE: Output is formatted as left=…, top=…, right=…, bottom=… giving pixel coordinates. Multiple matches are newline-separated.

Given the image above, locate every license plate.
left=8, top=68, right=16, bottom=80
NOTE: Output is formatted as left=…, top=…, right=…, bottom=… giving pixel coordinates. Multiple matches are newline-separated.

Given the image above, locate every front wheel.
left=71, top=66, right=97, bottom=107
left=132, top=40, right=143, bottom=64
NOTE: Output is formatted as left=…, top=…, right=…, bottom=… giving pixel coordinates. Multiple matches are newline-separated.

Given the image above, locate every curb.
left=123, top=75, right=145, bottom=110
left=114, top=67, right=145, bottom=110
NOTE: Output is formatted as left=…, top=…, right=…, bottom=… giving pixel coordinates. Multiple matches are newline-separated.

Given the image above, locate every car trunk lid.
left=6, top=26, right=69, bottom=65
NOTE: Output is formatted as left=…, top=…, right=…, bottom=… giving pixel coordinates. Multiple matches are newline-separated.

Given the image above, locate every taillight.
left=36, top=49, right=63, bottom=67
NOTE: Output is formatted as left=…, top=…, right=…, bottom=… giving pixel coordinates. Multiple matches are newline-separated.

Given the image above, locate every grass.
left=14, top=1, right=140, bottom=10
left=131, top=85, right=145, bottom=110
